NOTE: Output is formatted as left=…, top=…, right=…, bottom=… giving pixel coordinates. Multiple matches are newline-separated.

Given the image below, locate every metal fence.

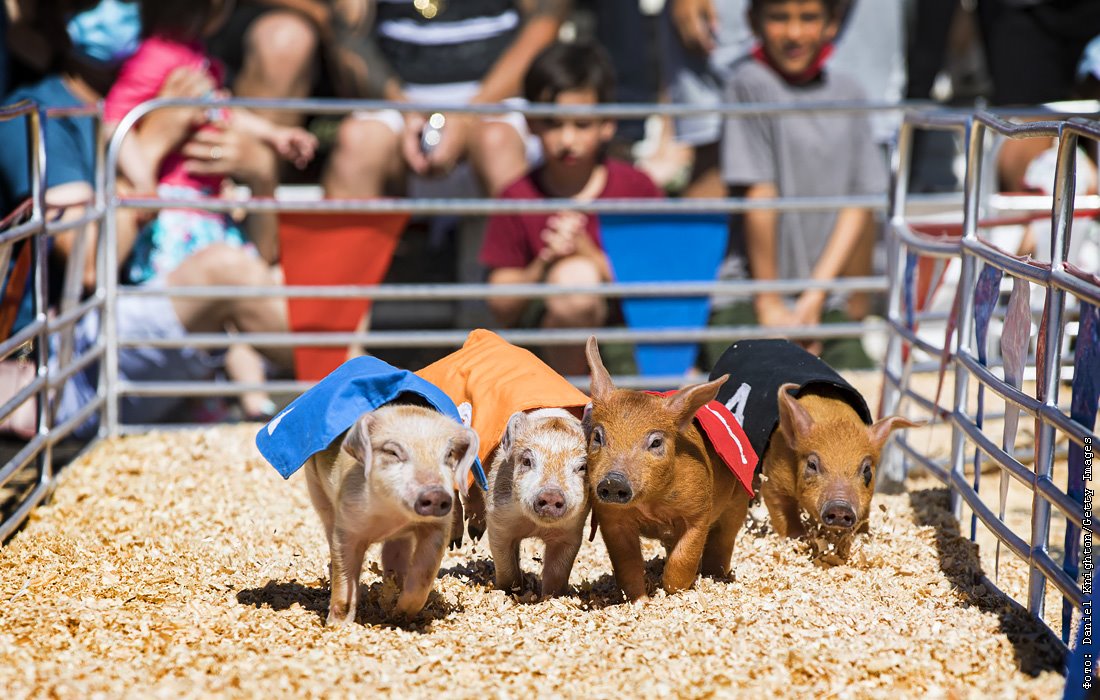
left=882, top=109, right=1099, bottom=651
left=0, top=101, right=107, bottom=541
left=3, top=97, right=1097, bottom=667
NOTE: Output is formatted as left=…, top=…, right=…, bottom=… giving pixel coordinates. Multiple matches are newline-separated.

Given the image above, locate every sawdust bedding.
left=0, top=424, right=1067, bottom=699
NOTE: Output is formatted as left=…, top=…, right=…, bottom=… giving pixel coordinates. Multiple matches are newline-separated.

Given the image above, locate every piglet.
left=761, top=383, right=921, bottom=558
left=304, top=403, right=479, bottom=625
left=486, top=408, right=589, bottom=597
left=585, top=337, right=754, bottom=601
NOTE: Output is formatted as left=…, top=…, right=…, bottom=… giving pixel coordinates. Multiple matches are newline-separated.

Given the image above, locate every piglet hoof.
left=325, top=606, right=354, bottom=627
left=468, top=520, right=485, bottom=542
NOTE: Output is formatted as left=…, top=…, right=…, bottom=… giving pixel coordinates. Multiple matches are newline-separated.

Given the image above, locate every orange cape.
left=416, top=329, right=590, bottom=465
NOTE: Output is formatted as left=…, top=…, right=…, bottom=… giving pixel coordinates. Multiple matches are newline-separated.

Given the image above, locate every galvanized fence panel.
left=883, top=109, right=1099, bottom=655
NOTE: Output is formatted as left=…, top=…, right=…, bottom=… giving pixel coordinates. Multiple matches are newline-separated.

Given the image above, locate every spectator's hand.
left=793, top=289, right=826, bottom=355
left=425, top=112, right=471, bottom=177
left=671, top=0, right=718, bottom=55
left=401, top=111, right=431, bottom=175
left=156, top=66, right=217, bottom=139
left=538, top=212, right=588, bottom=262
left=269, top=125, right=319, bottom=169
left=793, top=289, right=825, bottom=327
left=179, top=122, right=278, bottom=194
left=754, top=293, right=798, bottom=329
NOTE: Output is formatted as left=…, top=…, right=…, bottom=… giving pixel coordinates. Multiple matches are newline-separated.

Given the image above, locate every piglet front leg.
left=328, top=527, right=368, bottom=626
left=540, top=534, right=582, bottom=598
left=600, top=518, right=648, bottom=601
left=393, top=523, right=449, bottom=618
left=662, top=522, right=708, bottom=593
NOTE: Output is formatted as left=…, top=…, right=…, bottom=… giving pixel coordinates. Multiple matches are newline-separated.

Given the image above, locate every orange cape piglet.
left=416, top=329, right=590, bottom=542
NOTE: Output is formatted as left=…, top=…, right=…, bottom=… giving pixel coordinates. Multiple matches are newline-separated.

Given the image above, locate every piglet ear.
left=776, top=383, right=813, bottom=446
left=342, top=412, right=375, bottom=474
left=869, top=415, right=925, bottom=451
left=448, top=426, right=480, bottom=499
left=669, top=374, right=728, bottom=432
left=581, top=403, right=594, bottom=438
left=586, top=336, right=614, bottom=400
left=500, top=411, right=527, bottom=455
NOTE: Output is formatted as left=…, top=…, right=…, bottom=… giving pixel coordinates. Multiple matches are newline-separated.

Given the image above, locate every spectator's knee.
left=470, top=119, right=523, bottom=157
left=187, top=244, right=270, bottom=286
left=333, top=117, right=399, bottom=167
left=244, top=11, right=318, bottom=74
left=543, top=256, right=607, bottom=326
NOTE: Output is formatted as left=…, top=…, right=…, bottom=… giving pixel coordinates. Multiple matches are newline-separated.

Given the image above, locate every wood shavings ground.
left=0, top=425, right=1066, bottom=698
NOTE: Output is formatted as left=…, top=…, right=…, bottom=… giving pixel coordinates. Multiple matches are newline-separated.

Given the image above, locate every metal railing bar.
left=0, top=372, right=46, bottom=424
left=1031, top=549, right=1085, bottom=611
left=948, top=467, right=1032, bottom=562
left=119, top=277, right=890, bottom=301
left=44, top=209, right=103, bottom=237
left=956, top=352, right=1044, bottom=419
left=46, top=295, right=102, bottom=334
left=0, top=219, right=44, bottom=247
left=0, top=322, right=43, bottom=361
left=116, top=193, right=891, bottom=215
left=0, top=479, right=51, bottom=543
left=891, top=221, right=962, bottom=257
left=115, top=320, right=889, bottom=350
left=1052, top=268, right=1100, bottom=307
left=47, top=397, right=105, bottom=447
left=886, top=318, right=951, bottom=358
left=962, top=238, right=1051, bottom=285
left=894, top=435, right=951, bottom=482
left=48, top=343, right=104, bottom=391
left=0, top=433, right=47, bottom=490
left=953, top=412, right=1084, bottom=528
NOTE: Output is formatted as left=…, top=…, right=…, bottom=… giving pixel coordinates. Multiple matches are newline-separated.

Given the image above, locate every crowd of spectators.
left=1, top=0, right=1100, bottom=429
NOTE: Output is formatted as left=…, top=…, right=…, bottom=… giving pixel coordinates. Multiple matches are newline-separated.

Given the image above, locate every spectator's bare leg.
left=843, top=217, right=876, bottom=321
left=467, top=120, right=528, bottom=196
left=226, top=342, right=275, bottom=418
left=166, top=244, right=293, bottom=371
left=541, top=256, right=607, bottom=376
left=233, top=10, right=318, bottom=127
left=323, top=117, right=404, bottom=198
left=682, top=142, right=726, bottom=199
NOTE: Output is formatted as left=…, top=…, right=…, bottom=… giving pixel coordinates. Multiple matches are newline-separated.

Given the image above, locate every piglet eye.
left=861, top=459, right=874, bottom=487
left=575, top=459, right=587, bottom=474
left=519, top=452, right=534, bottom=470
left=380, top=443, right=401, bottom=459
left=591, top=426, right=604, bottom=448
left=804, top=455, right=820, bottom=475
left=647, top=434, right=664, bottom=452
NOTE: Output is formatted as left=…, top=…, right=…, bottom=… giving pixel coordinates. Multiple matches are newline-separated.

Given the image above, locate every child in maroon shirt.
left=479, top=41, right=663, bottom=374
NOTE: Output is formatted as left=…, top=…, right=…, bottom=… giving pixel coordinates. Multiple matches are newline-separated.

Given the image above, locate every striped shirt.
left=375, top=0, right=520, bottom=87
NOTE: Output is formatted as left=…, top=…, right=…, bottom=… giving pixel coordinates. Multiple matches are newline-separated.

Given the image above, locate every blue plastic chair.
left=600, top=213, right=728, bottom=377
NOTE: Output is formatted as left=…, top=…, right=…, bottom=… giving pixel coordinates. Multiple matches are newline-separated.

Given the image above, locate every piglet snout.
left=533, top=488, right=567, bottom=519
left=415, top=487, right=453, bottom=517
left=820, top=500, right=856, bottom=530
left=597, top=471, right=633, bottom=504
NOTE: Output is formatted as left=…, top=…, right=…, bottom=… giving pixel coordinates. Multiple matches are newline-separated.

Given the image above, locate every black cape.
left=707, top=339, right=872, bottom=460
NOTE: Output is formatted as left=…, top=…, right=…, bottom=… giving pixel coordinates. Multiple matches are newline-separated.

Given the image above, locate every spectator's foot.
left=241, top=394, right=279, bottom=422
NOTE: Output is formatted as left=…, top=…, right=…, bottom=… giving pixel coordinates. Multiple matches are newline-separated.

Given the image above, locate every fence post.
left=948, top=117, right=985, bottom=522
left=879, top=120, right=914, bottom=490
left=1027, top=125, right=1078, bottom=620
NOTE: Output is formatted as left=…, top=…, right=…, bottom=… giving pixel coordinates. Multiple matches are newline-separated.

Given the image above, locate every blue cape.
left=255, top=356, right=487, bottom=489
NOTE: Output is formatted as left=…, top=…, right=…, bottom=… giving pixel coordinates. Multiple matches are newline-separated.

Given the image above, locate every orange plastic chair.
left=278, top=212, right=409, bottom=381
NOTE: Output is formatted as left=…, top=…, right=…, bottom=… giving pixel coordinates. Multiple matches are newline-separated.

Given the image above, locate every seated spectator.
left=711, top=0, right=885, bottom=370
left=0, top=0, right=292, bottom=433
left=101, top=0, right=315, bottom=420
left=323, top=0, right=571, bottom=200
left=479, top=41, right=663, bottom=375
left=107, top=0, right=316, bottom=283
